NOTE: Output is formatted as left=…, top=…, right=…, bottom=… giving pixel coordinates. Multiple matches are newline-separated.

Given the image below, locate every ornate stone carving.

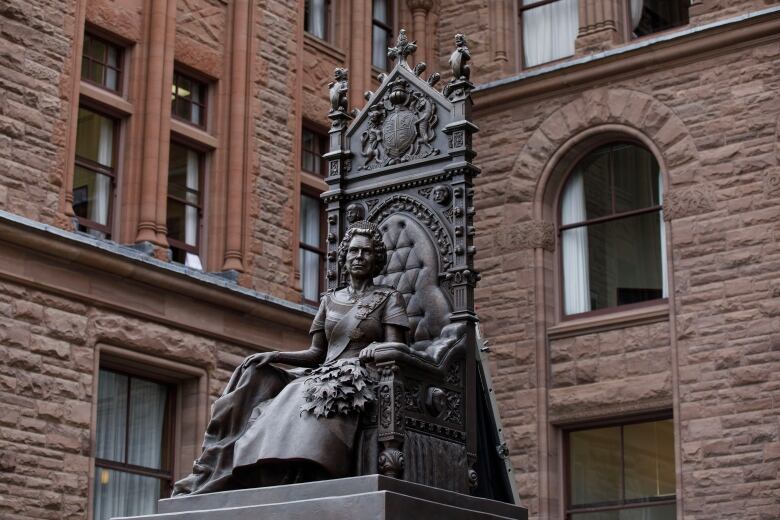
left=359, top=79, right=439, bottom=170
left=328, top=68, right=348, bottom=114
left=443, top=390, right=463, bottom=425
left=378, top=448, right=405, bottom=478
left=431, top=184, right=451, bottom=205
left=443, top=34, right=472, bottom=100
left=345, top=202, right=365, bottom=224
left=663, top=184, right=717, bottom=221
left=368, top=194, right=453, bottom=271
left=445, top=361, right=462, bottom=385
left=387, top=29, right=417, bottom=65
left=494, top=220, right=556, bottom=252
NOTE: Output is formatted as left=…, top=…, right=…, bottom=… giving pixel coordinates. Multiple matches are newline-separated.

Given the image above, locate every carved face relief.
left=345, top=235, right=375, bottom=279
left=345, top=203, right=365, bottom=223
left=431, top=185, right=451, bottom=205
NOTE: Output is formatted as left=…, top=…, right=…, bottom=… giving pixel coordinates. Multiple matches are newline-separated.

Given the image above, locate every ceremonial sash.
left=324, top=287, right=393, bottom=364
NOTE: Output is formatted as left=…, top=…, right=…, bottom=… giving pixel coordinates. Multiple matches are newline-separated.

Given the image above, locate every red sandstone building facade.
left=0, top=1, right=778, bottom=519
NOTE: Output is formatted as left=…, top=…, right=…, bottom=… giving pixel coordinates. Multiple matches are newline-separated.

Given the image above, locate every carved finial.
left=387, top=29, right=417, bottom=67
left=328, top=68, right=351, bottom=130
left=443, top=34, right=473, bottom=100
left=449, top=34, right=471, bottom=81
left=413, top=62, right=426, bottom=77
left=427, top=72, right=441, bottom=87
left=377, top=72, right=387, bottom=83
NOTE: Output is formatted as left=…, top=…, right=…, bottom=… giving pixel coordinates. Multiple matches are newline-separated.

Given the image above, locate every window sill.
left=547, top=302, right=669, bottom=340
left=80, top=81, right=133, bottom=116
left=170, top=119, right=217, bottom=150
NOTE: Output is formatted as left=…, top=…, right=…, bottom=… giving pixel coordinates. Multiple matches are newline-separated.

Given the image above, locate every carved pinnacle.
left=387, top=29, right=417, bottom=66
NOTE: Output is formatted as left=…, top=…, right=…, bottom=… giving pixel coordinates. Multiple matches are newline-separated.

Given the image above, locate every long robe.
left=172, top=286, right=408, bottom=495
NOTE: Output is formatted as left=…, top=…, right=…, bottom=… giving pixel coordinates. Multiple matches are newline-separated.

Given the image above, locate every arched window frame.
left=556, top=140, right=669, bottom=320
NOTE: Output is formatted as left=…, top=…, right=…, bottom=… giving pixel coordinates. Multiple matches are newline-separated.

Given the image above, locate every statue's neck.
left=348, top=277, right=374, bottom=296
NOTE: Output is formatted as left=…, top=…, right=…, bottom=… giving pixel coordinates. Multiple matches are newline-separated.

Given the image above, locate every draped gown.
left=172, top=285, right=409, bottom=495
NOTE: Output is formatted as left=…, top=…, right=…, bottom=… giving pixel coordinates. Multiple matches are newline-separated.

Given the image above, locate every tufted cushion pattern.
left=374, top=214, right=451, bottom=344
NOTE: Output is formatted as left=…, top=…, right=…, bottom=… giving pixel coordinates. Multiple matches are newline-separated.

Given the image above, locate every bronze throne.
left=323, top=31, right=511, bottom=497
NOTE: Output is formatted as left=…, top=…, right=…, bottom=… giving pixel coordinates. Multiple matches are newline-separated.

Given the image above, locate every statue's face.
left=345, top=234, right=375, bottom=278
left=346, top=204, right=362, bottom=222
left=432, top=185, right=449, bottom=204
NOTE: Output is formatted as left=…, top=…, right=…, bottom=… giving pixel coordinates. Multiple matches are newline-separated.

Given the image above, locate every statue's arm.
left=274, top=331, right=327, bottom=368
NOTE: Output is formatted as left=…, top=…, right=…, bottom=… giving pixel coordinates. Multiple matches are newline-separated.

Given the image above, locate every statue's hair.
left=337, top=221, right=387, bottom=277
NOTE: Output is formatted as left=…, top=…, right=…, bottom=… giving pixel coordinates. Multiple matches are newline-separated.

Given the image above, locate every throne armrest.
left=371, top=322, right=467, bottom=374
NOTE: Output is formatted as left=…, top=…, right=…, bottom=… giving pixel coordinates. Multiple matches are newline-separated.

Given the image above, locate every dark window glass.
left=304, top=0, right=330, bottom=41
left=567, top=419, right=676, bottom=519
left=73, top=108, right=117, bottom=239
left=82, top=33, right=122, bottom=92
left=372, top=0, right=393, bottom=70
left=301, top=127, right=327, bottom=176
left=171, top=72, right=207, bottom=127
left=520, top=0, right=578, bottom=68
left=300, top=193, right=325, bottom=302
left=93, top=369, right=173, bottom=520
left=560, top=143, right=666, bottom=316
left=167, top=143, right=203, bottom=269
left=630, top=0, right=689, bottom=38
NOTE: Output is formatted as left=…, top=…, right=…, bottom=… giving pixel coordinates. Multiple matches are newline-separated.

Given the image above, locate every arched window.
left=560, top=143, right=667, bottom=316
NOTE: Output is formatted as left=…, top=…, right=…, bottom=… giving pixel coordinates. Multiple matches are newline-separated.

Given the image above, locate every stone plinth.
left=114, top=475, right=527, bottom=520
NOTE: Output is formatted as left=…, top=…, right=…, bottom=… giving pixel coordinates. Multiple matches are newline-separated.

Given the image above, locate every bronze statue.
left=172, top=222, right=409, bottom=495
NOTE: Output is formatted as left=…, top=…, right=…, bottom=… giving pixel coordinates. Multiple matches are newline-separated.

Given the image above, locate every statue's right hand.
left=241, top=351, right=279, bottom=369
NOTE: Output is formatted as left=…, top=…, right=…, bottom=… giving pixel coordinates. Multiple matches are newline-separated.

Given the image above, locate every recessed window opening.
left=372, top=0, right=394, bottom=70
left=82, top=33, right=122, bottom=92
left=566, top=418, right=676, bottom=519
left=166, top=142, right=204, bottom=269
left=171, top=72, right=207, bottom=127
left=630, top=0, right=689, bottom=38
left=519, top=0, right=579, bottom=68
left=73, top=107, right=118, bottom=239
left=299, top=193, right=325, bottom=303
left=93, top=368, right=175, bottom=520
left=560, top=143, right=667, bottom=316
left=301, top=127, right=327, bottom=177
left=304, top=0, right=331, bottom=41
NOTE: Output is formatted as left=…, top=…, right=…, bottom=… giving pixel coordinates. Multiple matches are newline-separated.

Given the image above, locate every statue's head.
left=345, top=203, right=365, bottom=223
left=334, top=68, right=348, bottom=82
left=431, top=184, right=451, bottom=205
left=337, top=221, right=387, bottom=278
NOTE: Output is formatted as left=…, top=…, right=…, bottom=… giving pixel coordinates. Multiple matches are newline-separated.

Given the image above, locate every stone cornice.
left=0, top=210, right=316, bottom=331
left=474, top=6, right=780, bottom=113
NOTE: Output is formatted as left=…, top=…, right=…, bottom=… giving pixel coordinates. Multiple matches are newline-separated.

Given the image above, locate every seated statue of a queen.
left=173, top=221, right=409, bottom=495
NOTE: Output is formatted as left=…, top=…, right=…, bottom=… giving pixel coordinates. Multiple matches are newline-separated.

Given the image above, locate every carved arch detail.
left=367, top=193, right=453, bottom=271
left=502, top=88, right=701, bottom=216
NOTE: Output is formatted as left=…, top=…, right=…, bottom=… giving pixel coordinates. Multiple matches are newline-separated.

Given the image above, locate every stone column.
left=348, top=0, right=369, bottom=109
left=221, top=0, right=252, bottom=273
left=135, top=0, right=176, bottom=247
left=575, top=0, right=623, bottom=53
left=407, top=0, right=433, bottom=68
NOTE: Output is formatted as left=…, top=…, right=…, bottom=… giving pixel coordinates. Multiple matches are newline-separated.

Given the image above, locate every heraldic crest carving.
left=360, top=78, right=439, bottom=170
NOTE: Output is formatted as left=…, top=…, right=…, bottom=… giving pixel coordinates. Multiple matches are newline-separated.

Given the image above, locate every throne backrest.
left=374, top=214, right=452, bottom=345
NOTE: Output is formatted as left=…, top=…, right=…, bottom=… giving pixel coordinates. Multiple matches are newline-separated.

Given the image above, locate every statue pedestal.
left=115, top=475, right=527, bottom=520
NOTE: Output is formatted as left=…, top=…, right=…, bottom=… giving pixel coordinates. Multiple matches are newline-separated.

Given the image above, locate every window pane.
left=613, top=145, right=660, bottom=213
left=127, top=378, right=168, bottom=469
left=305, top=0, right=328, bottom=39
left=93, top=468, right=162, bottom=520
left=633, top=0, right=689, bottom=38
left=172, top=73, right=206, bottom=125
left=373, top=26, right=389, bottom=70
left=569, top=426, right=622, bottom=506
left=586, top=211, right=663, bottom=311
left=522, top=0, right=578, bottom=67
left=624, top=420, right=676, bottom=500
left=300, top=249, right=321, bottom=301
left=373, top=0, right=389, bottom=23
left=572, top=506, right=675, bottom=520
left=73, top=166, right=113, bottom=227
left=76, top=108, right=115, bottom=167
left=300, top=194, right=321, bottom=247
left=96, top=370, right=128, bottom=462
left=580, top=148, right=612, bottom=221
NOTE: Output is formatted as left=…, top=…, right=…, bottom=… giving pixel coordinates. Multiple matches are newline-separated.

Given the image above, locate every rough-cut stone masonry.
left=466, top=25, right=780, bottom=520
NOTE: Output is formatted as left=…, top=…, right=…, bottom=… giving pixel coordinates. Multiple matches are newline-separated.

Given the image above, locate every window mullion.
left=124, top=375, right=131, bottom=465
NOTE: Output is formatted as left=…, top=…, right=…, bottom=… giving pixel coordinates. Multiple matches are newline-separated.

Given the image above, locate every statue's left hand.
left=359, top=342, right=410, bottom=364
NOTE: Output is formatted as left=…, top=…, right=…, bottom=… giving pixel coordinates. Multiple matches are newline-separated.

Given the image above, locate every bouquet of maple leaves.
left=300, top=359, right=376, bottom=418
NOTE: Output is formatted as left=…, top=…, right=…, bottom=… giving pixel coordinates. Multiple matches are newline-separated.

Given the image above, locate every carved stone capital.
left=406, top=0, right=434, bottom=12
left=494, top=220, right=556, bottom=252
left=663, top=184, right=717, bottom=221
